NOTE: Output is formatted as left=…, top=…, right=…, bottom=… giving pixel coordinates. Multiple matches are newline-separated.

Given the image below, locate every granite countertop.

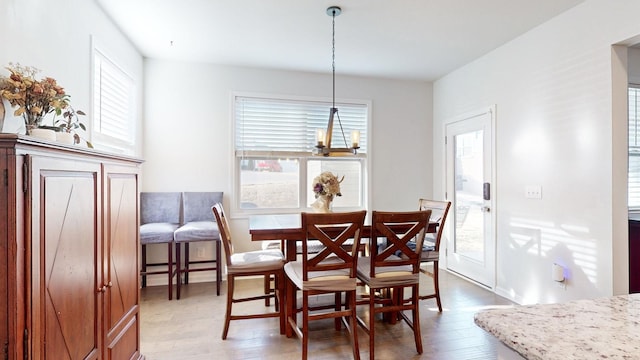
left=474, top=294, right=640, bottom=360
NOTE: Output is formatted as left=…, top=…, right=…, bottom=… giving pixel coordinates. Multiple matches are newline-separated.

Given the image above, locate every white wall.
left=0, top=0, right=144, bottom=150
left=0, top=0, right=432, bottom=285
left=142, top=59, right=433, bottom=279
left=434, top=0, right=640, bottom=304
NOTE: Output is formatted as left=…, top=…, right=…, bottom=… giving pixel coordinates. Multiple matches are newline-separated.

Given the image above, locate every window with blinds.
left=234, top=94, right=368, bottom=212
left=91, top=46, right=136, bottom=154
left=630, top=86, right=640, bottom=208
left=235, top=96, right=367, bottom=155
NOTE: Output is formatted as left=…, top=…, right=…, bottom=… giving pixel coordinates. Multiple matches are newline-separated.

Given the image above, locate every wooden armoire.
left=0, top=134, right=144, bottom=359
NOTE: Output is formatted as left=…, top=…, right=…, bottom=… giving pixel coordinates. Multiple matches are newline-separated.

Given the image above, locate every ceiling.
left=97, top=0, right=585, bottom=81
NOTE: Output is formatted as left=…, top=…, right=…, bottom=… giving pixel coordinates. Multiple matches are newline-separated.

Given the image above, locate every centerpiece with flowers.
left=311, top=171, right=343, bottom=213
left=0, top=63, right=75, bottom=137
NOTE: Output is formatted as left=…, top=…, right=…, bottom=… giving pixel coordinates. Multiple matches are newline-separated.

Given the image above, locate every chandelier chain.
left=332, top=10, right=336, bottom=109
left=331, top=8, right=348, bottom=148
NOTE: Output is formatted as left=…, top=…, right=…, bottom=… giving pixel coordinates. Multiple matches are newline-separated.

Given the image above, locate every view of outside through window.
left=454, top=130, right=485, bottom=261
left=240, top=158, right=299, bottom=209
left=239, top=158, right=363, bottom=210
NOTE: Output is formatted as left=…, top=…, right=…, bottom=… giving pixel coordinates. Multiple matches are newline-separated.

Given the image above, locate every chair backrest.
left=183, top=192, right=224, bottom=223
left=140, top=192, right=182, bottom=225
left=212, top=203, right=233, bottom=267
left=369, top=210, right=432, bottom=277
left=418, top=199, right=451, bottom=252
left=301, top=210, right=367, bottom=281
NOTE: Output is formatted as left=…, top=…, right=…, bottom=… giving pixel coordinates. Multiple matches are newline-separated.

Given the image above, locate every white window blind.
left=235, top=96, right=368, bottom=154
left=92, top=47, right=135, bottom=153
left=629, top=86, right=640, bottom=208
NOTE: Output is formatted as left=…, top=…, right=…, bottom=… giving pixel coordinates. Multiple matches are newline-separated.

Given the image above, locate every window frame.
left=629, top=84, right=640, bottom=209
left=90, top=36, right=137, bottom=155
left=231, top=92, right=371, bottom=217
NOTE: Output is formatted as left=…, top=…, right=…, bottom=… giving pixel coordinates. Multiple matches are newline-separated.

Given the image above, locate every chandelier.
left=315, top=6, right=360, bottom=156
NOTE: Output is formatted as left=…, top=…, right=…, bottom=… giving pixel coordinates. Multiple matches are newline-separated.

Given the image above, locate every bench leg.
left=168, top=242, right=174, bottom=300
left=175, top=242, right=181, bottom=300
left=141, top=244, right=147, bottom=288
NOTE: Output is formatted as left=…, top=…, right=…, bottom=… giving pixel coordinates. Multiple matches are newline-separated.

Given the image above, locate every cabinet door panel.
left=103, top=165, right=140, bottom=360
left=30, top=157, right=101, bottom=360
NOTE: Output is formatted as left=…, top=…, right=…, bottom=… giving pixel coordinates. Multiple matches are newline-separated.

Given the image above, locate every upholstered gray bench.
left=139, top=192, right=181, bottom=300
left=174, top=191, right=223, bottom=299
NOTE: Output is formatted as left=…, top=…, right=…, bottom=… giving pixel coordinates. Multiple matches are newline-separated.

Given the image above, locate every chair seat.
left=228, top=249, right=285, bottom=273
left=421, top=250, right=439, bottom=261
left=263, top=239, right=365, bottom=255
left=304, top=240, right=326, bottom=254
left=174, top=221, right=220, bottom=242
left=407, top=239, right=438, bottom=260
left=262, top=240, right=282, bottom=250
left=140, top=222, right=179, bottom=244
left=357, top=255, right=419, bottom=288
left=284, top=259, right=356, bottom=292
left=407, top=239, right=436, bottom=252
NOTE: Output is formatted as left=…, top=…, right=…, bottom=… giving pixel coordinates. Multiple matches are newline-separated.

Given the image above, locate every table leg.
left=286, top=273, right=295, bottom=338
left=286, top=237, right=296, bottom=262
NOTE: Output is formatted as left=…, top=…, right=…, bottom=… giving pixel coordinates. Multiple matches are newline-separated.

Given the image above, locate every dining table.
left=249, top=213, right=438, bottom=262
left=249, top=212, right=439, bottom=337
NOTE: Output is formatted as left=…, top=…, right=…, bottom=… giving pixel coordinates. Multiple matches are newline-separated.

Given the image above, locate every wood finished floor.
left=140, top=270, right=515, bottom=360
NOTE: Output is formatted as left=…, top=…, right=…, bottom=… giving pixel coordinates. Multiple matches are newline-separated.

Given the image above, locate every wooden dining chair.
left=212, top=203, right=286, bottom=339
left=284, top=210, right=367, bottom=360
left=416, top=199, right=451, bottom=312
left=355, top=210, right=432, bottom=360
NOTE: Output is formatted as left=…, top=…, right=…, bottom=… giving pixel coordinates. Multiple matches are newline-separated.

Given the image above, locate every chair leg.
left=369, top=289, right=375, bottom=360
left=419, top=262, right=443, bottom=312
left=222, top=274, right=234, bottom=340
left=412, top=284, right=423, bottom=354
left=276, top=271, right=285, bottom=334
left=167, top=242, right=173, bottom=300
left=433, top=263, right=442, bottom=312
left=216, top=240, right=221, bottom=296
left=334, top=292, right=342, bottom=330
left=184, top=242, right=190, bottom=284
left=175, top=242, right=182, bottom=300
left=264, top=275, right=272, bottom=306
left=348, top=291, right=360, bottom=360
left=141, top=244, right=147, bottom=288
left=302, top=291, right=309, bottom=360
left=274, top=275, right=280, bottom=312
left=286, top=278, right=296, bottom=338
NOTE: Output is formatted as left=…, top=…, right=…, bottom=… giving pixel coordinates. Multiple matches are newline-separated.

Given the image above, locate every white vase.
left=311, top=196, right=333, bottom=213
left=56, top=132, right=75, bottom=144
left=29, top=128, right=57, bottom=141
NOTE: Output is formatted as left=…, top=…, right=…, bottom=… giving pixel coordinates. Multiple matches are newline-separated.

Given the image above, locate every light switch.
left=525, top=185, right=542, bottom=199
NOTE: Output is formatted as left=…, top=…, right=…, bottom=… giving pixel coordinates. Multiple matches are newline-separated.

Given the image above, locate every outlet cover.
left=525, top=185, right=542, bottom=199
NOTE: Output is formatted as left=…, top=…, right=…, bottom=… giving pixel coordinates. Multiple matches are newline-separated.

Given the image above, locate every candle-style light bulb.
left=316, top=129, right=325, bottom=147
left=351, top=130, right=360, bottom=148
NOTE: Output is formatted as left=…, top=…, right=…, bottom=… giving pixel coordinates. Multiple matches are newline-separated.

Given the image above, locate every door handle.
left=483, top=183, right=490, bottom=200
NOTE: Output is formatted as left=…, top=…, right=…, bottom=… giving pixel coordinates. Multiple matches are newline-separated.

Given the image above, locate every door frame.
left=442, top=105, right=497, bottom=290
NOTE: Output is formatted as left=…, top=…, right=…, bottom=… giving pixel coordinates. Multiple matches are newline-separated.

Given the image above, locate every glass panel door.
left=445, top=109, right=494, bottom=288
